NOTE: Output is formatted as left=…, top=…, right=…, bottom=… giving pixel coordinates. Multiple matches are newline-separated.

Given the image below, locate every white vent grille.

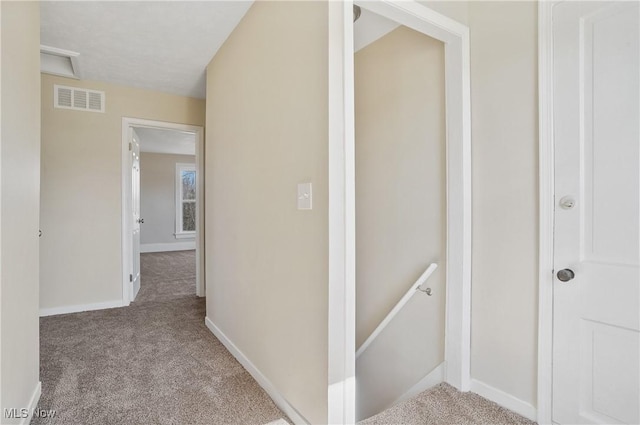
left=88, top=92, right=103, bottom=111
left=54, top=84, right=105, bottom=113
left=57, top=87, right=72, bottom=107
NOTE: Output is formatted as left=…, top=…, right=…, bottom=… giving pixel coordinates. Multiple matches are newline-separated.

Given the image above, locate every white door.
left=553, top=2, right=639, bottom=424
left=131, top=130, right=141, bottom=300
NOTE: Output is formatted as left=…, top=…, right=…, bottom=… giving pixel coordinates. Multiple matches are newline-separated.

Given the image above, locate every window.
left=175, top=163, right=196, bottom=238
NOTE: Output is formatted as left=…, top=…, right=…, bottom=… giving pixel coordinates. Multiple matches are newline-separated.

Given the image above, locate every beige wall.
left=206, top=0, right=539, bottom=418
left=354, top=27, right=446, bottom=420
left=1, top=2, right=41, bottom=421
left=467, top=1, right=539, bottom=406
left=352, top=0, right=537, bottom=411
left=422, top=0, right=539, bottom=409
left=422, top=1, right=469, bottom=25
left=40, top=74, right=205, bottom=311
left=140, top=152, right=195, bottom=246
left=205, top=1, right=328, bottom=423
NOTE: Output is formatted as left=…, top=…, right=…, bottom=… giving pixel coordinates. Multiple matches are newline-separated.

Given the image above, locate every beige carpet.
left=359, top=382, right=537, bottom=425
left=136, top=251, right=197, bottom=303
left=35, top=250, right=535, bottom=425
left=34, top=250, right=288, bottom=425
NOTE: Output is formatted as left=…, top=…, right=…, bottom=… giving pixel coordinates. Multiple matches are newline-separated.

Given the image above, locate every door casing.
left=327, top=1, right=472, bottom=423
left=121, top=117, right=205, bottom=304
left=538, top=3, right=557, bottom=424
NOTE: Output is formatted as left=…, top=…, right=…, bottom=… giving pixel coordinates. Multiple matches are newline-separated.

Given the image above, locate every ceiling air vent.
left=41, top=45, right=81, bottom=79
left=54, top=84, right=105, bottom=113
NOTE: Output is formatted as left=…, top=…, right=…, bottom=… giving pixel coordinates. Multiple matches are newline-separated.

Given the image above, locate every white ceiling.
left=40, top=1, right=253, bottom=99
left=135, top=127, right=196, bottom=156
left=40, top=2, right=399, bottom=99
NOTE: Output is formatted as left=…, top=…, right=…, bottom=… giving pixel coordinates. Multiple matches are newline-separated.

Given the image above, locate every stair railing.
left=356, top=263, right=438, bottom=359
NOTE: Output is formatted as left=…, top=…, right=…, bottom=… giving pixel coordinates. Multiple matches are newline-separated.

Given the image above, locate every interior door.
left=552, top=2, right=639, bottom=424
left=131, top=130, right=141, bottom=300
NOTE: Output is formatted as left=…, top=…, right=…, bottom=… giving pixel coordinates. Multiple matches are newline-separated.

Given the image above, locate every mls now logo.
left=4, top=408, right=56, bottom=419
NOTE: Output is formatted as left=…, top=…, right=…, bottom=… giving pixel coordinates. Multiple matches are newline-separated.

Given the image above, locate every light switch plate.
left=297, top=183, right=312, bottom=210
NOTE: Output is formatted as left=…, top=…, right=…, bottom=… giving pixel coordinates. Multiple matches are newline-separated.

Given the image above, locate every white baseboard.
left=395, top=362, right=445, bottom=406
left=40, top=300, right=125, bottom=317
left=140, top=241, right=195, bottom=253
left=19, top=381, right=41, bottom=425
left=204, top=317, right=308, bottom=425
left=470, top=379, right=537, bottom=421
left=132, top=279, right=140, bottom=302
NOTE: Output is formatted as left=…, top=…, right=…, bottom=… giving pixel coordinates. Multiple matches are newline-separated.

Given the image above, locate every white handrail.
left=356, top=263, right=438, bottom=359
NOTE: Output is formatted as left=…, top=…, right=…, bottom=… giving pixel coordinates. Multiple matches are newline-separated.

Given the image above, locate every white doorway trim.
left=327, top=1, right=472, bottom=422
left=121, top=117, right=205, bottom=304
left=537, top=2, right=559, bottom=424
left=327, top=3, right=356, bottom=423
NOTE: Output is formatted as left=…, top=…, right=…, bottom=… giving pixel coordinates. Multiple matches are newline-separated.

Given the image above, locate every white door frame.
left=327, top=2, right=472, bottom=422
left=121, top=117, right=205, bottom=304
left=537, top=2, right=559, bottom=424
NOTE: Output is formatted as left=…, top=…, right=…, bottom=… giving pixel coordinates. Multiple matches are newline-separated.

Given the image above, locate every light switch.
left=297, top=183, right=312, bottom=210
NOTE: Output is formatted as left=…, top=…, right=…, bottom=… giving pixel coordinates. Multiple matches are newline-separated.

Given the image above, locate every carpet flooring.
left=359, top=382, right=537, bottom=425
left=33, top=250, right=287, bottom=425
left=35, top=251, right=536, bottom=425
left=136, top=251, right=197, bottom=303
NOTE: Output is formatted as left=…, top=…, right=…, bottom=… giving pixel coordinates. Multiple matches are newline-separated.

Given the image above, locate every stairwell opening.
left=354, top=14, right=447, bottom=422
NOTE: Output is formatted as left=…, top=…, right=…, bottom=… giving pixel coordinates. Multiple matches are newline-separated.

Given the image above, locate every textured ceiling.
left=135, top=127, right=196, bottom=156
left=41, top=2, right=398, bottom=99
left=41, top=1, right=253, bottom=99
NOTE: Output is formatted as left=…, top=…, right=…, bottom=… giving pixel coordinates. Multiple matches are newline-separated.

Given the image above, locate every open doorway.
left=121, top=118, right=205, bottom=305
left=135, top=127, right=197, bottom=302
left=353, top=11, right=447, bottom=421
left=326, top=1, right=471, bottom=422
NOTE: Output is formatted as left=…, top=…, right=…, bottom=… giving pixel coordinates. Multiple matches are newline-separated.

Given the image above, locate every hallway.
left=34, top=251, right=287, bottom=425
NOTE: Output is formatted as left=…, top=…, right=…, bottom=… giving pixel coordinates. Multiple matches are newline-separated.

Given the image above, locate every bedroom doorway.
left=121, top=118, right=205, bottom=304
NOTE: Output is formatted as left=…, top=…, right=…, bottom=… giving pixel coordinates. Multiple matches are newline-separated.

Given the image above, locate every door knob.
left=557, top=268, right=575, bottom=282
left=137, top=218, right=144, bottom=224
